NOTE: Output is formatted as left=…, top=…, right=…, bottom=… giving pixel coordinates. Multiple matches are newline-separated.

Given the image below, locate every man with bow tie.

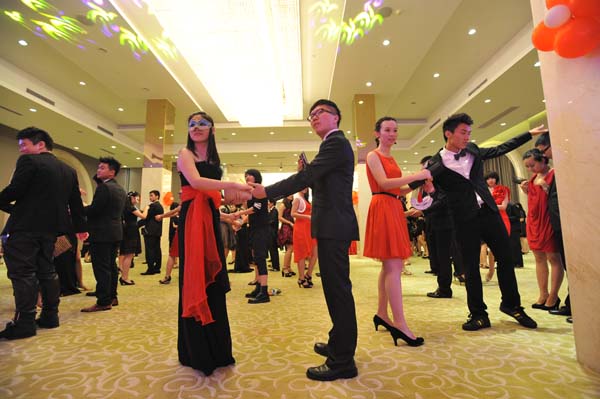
left=415, top=113, right=547, bottom=331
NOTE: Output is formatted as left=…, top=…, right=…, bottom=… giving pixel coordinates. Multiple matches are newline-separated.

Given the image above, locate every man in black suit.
left=418, top=113, right=546, bottom=331
left=0, top=127, right=86, bottom=339
left=140, top=190, right=164, bottom=275
left=534, top=133, right=571, bottom=322
left=81, top=157, right=126, bottom=312
left=251, top=99, right=359, bottom=381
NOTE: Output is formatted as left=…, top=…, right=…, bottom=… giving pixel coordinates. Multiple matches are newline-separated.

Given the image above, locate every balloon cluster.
left=532, top=0, right=600, bottom=58
left=162, top=191, right=174, bottom=207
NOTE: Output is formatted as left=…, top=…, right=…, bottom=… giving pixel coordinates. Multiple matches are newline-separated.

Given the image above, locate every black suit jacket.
left=0, top=152, right=86, bottom=235
left=426, top=132, right=532, bottom=222
left=144, top=201, right=164, bottom=237
left=85, top=178, right=126, bottom=242
left=265, top=131, right=359, bottom=241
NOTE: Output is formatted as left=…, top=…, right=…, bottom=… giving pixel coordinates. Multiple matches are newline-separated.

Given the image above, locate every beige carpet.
left=1, top=253, right=599, bottom=399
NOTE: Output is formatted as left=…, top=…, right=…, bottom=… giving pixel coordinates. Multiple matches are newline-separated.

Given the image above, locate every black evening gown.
left=177, top=161, right=235, bottom=375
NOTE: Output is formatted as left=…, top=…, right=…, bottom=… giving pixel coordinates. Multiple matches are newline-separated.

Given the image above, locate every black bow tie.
left=454, top=149, right=467, bottom=160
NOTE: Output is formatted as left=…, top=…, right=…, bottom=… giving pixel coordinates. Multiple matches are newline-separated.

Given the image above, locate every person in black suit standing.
left=141, top=190, right=164, bottom=275
left=417, top=113, right=547, bottom=331
left=81, top=157, right=126, bottom=312
left=0, top=127, right=86, bottom=339
left=251, top=99, right=359, bottom=381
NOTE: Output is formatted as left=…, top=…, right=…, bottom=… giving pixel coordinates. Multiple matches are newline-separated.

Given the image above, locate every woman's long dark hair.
left=186, top=111, right=221, bottom=166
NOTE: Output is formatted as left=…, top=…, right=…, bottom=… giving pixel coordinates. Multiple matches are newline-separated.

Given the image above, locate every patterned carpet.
left=1, top=253, right=599, bottom=399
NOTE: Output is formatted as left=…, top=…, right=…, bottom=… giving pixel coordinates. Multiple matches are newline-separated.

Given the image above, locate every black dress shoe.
left=499, top=305, right=537, bottom=328
left=248, top=292, right=270, bottom=304
left=313, top=342, right=329, bottom=357
left=566, top=317, right=573, bottom=324
left=140, top=270, right=156, bottom=275
left=427, top=289, right=452, bottom=299
left=36, top=314, right=59, bottom=329
left=0, top=321, right=36, bottom=340
left=549, top=306, right=571, bottom=316
left=306, top=363, right=357, bottom=381
left=462, top=314, right=491, bottom=331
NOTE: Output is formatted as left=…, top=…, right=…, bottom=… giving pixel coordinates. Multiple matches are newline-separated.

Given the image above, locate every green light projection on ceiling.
left=2, top=0, right=178, bottom=62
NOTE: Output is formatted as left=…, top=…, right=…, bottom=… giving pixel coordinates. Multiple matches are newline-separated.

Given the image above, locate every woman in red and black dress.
left=521, top=149, right=564, bottom=311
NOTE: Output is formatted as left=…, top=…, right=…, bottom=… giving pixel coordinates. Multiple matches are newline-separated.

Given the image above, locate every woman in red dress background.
left=482, top=171, right=511, bottom=282
left=364, top=117, right=431, bottom=347
left=521, top=149, right=564, bottom=311
left=292, top=188, right=317, bottom=288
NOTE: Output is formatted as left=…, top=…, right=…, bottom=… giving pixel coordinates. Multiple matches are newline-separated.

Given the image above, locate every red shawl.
left=181, top=186, right=222, bottom=325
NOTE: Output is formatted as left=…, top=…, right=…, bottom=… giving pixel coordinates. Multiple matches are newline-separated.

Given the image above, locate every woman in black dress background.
left=176, top=111, right=251, bottom=375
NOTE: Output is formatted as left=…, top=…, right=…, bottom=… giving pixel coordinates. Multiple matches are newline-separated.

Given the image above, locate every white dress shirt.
left=440, top=147, right=483, bottom=206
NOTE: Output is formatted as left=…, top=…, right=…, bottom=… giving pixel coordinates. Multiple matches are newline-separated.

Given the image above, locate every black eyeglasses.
left=189, top=119, right=212, bottom=129
left=307, top=108, right=335, bottom=122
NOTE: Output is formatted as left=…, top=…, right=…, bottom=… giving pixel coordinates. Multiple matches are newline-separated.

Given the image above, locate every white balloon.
left=544, top=5, right=571, bottom=29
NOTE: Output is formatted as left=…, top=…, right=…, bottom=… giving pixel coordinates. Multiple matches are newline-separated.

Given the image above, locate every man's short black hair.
left=99, top=157, right=121, bottom=176
left=442, top=113, right=474, bottom=142
left=534, top=132, right=551, bottom=147
left=309, top=99, right=341, bottom=127
left=149, top=190, right=160, bottom=199
left=16, top=127, right=54, bottom=150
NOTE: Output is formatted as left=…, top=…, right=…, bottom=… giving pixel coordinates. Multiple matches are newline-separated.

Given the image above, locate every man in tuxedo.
left=0, top=127, right=86, bottom=339
left=251, top=99, right=359, bottom=381
left=535, top=133, right=571, bottom=322
left=141, top=190, right=164, bottom=275
left=418, top=113, right=546, bottom=331
left=81, top=157, right=126, bottom=312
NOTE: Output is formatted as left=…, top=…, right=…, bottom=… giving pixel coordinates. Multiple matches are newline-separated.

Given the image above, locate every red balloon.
left=555, top=17, right=600, bottom=58
left=569, top=0, right=600, bottom=18
left=162, top=191, right=174, bottom=206
left=532, top=21, right=559, bottom=51
left=546, top=0, right=569, bottom=8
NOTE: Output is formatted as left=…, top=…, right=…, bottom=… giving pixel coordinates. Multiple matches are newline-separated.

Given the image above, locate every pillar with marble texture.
left=530, top=0, right=600, bottom=373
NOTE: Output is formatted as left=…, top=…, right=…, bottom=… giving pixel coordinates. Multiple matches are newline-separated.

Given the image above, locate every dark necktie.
left=454, top=149, right=467, bottom=160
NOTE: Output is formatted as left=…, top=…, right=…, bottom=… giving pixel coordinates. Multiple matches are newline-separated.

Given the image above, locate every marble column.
left=141, top=99, right=176, bottom=255
left=353, top=94, right=376, bottom=256
left=530, top=0, right=600, bottom=373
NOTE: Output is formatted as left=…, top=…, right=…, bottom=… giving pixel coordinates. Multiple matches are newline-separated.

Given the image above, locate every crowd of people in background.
left=0, top=101, right=571, bottom=381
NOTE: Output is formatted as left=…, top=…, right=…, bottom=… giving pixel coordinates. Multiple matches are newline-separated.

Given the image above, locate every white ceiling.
left=0, top=0, right=547, bottom=173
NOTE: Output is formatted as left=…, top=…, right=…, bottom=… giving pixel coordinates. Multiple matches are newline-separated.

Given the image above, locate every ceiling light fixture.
left=468, top=28, right=477, bottom=35
left=111, top=145, right=117, bottom=149
left=145, top=0, right=302, bottom=126
left=500, top=122, right=507, bottom=126
left=231, top=132, right=237, bottom=136
left=29, top=108, right=37, bottom=112
left=117, top=107, right=124, bottom=111
left=347, top=130, right=351, bottom=134
left=358, top=100, right=364, bottom=105
left=413, top=152, right=419, bottom=155
left=430, top=139, right=435, bottom=143
left=158, top=136, right=163, bottom=139
left=74, top=146, right=79, bottom=150
left=534, top=61, right=541, bottom=67
left=253, top=154, right=258, bottom=157
left=382, top=39, right=390, bottom=46
left=366, top=81, right=372, bottom=87
left=433, top=73, right=440, bottom=78
left=79, top=81, right=86, bottom=86
left=542, top=99, right=546, bottom=103
left=136, top=157, right=141, bottom=160
left=269, top=131, right=275, bottom=135
left=484, top=99, right=491, bottom=103
left=403, top=160, right=408, bottom=163
left=18, top=39, right=28, bottom=46
left=308, top=131, right=313, bottom=134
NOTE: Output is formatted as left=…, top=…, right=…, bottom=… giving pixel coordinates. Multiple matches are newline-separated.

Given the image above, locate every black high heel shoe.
left=389, top=326, right=424, bottom=347
left=305, top=275, right=314, bottom=287
left=373, top=315, right=391, bottom=331
left=281, top=269, right=295, bottom=277
left=119, top=277, right=135, bottom=286
left=540, top=297, right=561, bottom=311
left=297, top=278, right=313, bottom=288
left=159, top=276, right=171, bottom=284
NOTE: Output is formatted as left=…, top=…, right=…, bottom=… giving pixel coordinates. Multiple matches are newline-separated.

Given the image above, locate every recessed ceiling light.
left=73, top=146, right=79, bottom=150
left=117, top=107, right=124, bottom=112
left=79, top=81, right=86, bottom=86
left=484, top=99, right=491, bottom=103
left=18, top=39, right=28, bottom=46
left=170, top=133, right=173, bottom=137
left=358, top=100, right=364, bottom=105
left=542, top=99, right=546, bottom=103
left=346, top=130, right=351, bottom=134
left=534, top=61, right=541, bottom=67
left=468, top=28, right=477, bottom=35
left=136, top=157, right=141, bottom=160
left=413, top=152, right=419, bottom=155
left=122, top=165, right=128, bottom=168
left=403, top=160, right=408, bottom=163
left=471, top=139, right=476, bottom=142
left=308, top=130, right=313, bottom=134
left=500, top=122, right=507, bottom=126
left=382, top=39, right=390, bottom=46
left=231, top=132, right=237, bottom=136
left=111, top=145, right=117, bottom=149
left=29, top=108, right=37, bottom=112
left=222, top=162, right=227, bottom=166
left=258, top=162, right=263, bottom=165
left=366, top=81, right=372, bottom=87
left=293, top=153, right=298, bottom=157
left=253, top=154, right=258, bottom=157
left=433, top=73, right=440, bottom=78
left=175, top=156, right=179, bottom=159
left=158, top=136, right=163, bottom=139
left=402, top=167, right=407, bottom=170
left=269, top=131, right=275, bottom=135
left=430, top=139, right=435, bottom=143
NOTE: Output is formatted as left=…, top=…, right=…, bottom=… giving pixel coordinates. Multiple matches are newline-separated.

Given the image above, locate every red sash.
left=180, top=186, right=222, bottom=325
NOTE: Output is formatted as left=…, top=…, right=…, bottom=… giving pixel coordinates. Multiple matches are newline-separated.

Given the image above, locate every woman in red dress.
left=292, top=188, right=317, bottom=288
left=521, top=149, right=564, bottom=311
left=483, top=171, right=511, bottom=282
left=364, top=117, right=431, bottom=347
